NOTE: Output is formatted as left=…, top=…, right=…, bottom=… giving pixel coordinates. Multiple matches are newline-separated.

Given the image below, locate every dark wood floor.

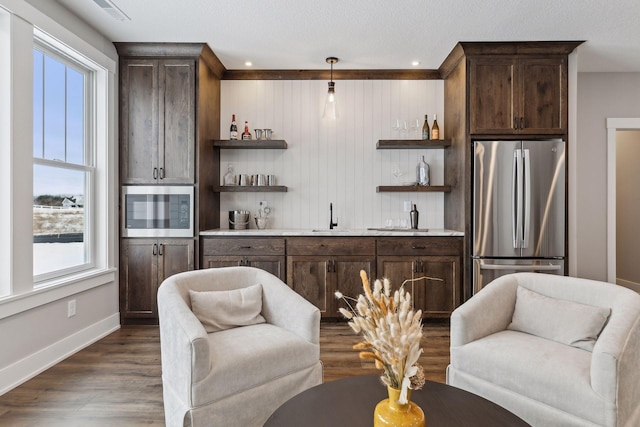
left=0, top=322, right=450, bottom=426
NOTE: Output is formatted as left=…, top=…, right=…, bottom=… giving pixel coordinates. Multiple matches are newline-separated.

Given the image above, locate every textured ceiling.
left=56, top=0, right=640, bottom=72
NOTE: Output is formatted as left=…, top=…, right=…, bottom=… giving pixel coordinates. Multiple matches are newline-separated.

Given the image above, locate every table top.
left=264, top=375, right=530, bottom=427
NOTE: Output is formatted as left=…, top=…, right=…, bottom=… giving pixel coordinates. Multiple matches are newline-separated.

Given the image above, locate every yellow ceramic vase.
left=373, top=386, right=425, bottom=427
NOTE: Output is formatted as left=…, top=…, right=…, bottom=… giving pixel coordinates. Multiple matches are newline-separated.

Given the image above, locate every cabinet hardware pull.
left=159, top=167, right=164, bottom=179
left=158, top=243, right=163, bottom=256
left=327, top=260, right=332, bottom=273
left=412, top=245, right=426, bottom=250
left=513, top=117, right=519, bottom=130
left=520, top=117, right=525, bottom=129
left=333, top=260, right=337, bottom=273
left=153, top=168, right=158, bottom=179
left=152, top=243, right=157, bottom=256
left=240, top=246, right=252, bottom=249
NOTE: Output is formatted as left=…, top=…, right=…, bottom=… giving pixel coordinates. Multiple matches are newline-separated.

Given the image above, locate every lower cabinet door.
left=376, top=256, right=416, bottom=293
left=412, top=256, right=460, bottom=318
left=121, top=239, right=158, bottom=319
left=287, top=256, right=331, bottom=317
left=158, top=239, right=195, bottom=283
left=333, top=257, right=376, bottom=317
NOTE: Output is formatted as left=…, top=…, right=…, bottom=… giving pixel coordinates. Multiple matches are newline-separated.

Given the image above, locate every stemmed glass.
left=409, top=118, right=420, bottom=139
left=392, top=165, right=404, bottom=183
left=391, top=119, right=401, bottom=137
left=398, top=120, right=408, bottom=138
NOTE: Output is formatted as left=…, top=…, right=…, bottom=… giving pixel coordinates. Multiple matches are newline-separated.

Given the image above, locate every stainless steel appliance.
left=472, top=139, right=565, bottom=293
left=122, top=186, right=194, bottom=237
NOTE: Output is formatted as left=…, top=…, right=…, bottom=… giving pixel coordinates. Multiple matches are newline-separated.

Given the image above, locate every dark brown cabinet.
left=468, top=56, right=567, bottom=135
left=286, top=237, right=376, bottom=318
left=376, top=237, right=462, bottom=318
left=120, top=238, right=194, bottom=323
left=116, top=43, right=224, bottom=324
left=119, top=58, right=196, bottom=184
left=200, top=237, right=285, bottom=280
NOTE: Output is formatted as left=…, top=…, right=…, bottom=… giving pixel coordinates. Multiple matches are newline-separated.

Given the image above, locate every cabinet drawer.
left=287, top=237, right=375, bottom=256
left=376, top=237, right=462, bottom=256
left=201, top=238, right=285, bottom=256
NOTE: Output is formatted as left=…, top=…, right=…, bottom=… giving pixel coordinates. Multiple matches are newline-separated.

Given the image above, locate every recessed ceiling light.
left=245, top=61, right=253, bottom=67
left=411, top=61, right=420, bottom=67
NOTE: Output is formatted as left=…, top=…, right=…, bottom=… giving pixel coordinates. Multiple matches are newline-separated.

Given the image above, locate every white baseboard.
left=0, top=313, right=120, bottom=396
left=617, top=278, right=640, bottom=294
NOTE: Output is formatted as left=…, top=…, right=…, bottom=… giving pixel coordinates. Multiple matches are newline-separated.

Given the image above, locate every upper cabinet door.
left=158, top=60, right=196, bottom=184
left=120, top=58, right=195, bottom=185
left=120, top=59, right=159, bottom=184
left=469, top=56, right=517, bottom=135
left=519, top=57, right=567, bottom=135
left=469, top=55, right=567, bottom=136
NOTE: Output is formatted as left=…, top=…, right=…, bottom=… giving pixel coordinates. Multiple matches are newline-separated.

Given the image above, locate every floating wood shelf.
left=376, top=139, right=451, bottom=149
left=377, top=185, right=451, bottom=193
left=214, top=185, right=288, bottom=193
left=212, top=140, right=288, bottom=149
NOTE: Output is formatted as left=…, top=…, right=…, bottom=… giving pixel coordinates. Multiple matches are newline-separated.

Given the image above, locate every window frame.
left=32, top=38, right=97, bottom=283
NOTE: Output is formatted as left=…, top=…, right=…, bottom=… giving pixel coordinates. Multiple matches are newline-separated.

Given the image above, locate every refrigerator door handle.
left=513, top=149, right=523, bottom=249
left=479, top=263, right=562, bottom=272
left=523, top=149, right=531, bottom=249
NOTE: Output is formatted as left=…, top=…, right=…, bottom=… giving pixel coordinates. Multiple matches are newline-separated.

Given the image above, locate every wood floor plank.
left=0, top=321, right=450, bottom=425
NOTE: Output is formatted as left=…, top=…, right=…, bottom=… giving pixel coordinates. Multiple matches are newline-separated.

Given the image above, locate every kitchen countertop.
left=199, top=228, right=464, bottom=237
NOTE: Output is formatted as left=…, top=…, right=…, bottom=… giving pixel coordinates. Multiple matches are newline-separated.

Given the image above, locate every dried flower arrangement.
left=335, top=270, right=442, bottom=404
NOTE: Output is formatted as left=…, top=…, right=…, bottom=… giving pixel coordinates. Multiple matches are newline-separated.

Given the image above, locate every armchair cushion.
left=507, top=285, right=611, bottom=351
left=189, top=284, right=265, bottom=332
left=192, top=323, right=320, bottom=407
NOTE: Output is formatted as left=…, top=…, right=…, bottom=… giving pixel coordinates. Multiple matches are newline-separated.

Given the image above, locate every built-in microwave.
left=122, top=186, right=194, bottom=238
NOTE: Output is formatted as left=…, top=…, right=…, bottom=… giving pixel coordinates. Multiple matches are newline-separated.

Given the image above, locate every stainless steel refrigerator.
left=472, top=139, right=565, bottom=293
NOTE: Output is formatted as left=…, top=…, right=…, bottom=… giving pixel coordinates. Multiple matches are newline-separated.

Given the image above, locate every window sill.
left=0, top=268, right=116, bottom=321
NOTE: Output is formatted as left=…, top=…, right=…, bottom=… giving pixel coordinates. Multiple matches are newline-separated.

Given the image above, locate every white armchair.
left=447, top=273, right=640, bottom=427
left=157, top=267, right=323, bottom=427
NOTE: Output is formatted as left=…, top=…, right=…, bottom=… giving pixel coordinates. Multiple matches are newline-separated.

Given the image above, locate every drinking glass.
left=399, top=120, right=408, bottom=137
left=409, top=118, right=420, bottom=139
left=392, top=165, right=404, bottom=183
left=391, top=119, right=401, bottom=137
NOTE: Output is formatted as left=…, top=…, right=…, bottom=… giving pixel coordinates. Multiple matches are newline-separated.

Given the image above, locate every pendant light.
left=323, top=57, right=338, bottom=119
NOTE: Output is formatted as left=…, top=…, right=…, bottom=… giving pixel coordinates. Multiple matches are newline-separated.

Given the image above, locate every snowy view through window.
left=33, top=47, right=90, bottom=277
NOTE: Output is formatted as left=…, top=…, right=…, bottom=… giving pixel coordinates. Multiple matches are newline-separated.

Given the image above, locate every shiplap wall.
left=219, top=79, right=445, bottom=230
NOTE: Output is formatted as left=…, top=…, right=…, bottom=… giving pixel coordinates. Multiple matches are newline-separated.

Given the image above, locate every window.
left=32, top=43, right=95, bottom=281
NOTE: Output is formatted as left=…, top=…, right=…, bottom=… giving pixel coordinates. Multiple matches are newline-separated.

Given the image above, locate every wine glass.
left=399, top=120, right=408, bottom=138
left=392, top=165, right=404, bottom=183
left=409, top=118, right=420, bottom=139
left=391, top=119, right=401, bottom=137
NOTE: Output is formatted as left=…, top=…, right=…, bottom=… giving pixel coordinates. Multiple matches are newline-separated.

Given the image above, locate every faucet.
left=329, top=203, right=338, bottom=229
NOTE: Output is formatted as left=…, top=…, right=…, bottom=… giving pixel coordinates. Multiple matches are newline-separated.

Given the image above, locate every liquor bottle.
left=230, top=114, right=238, bottom=140
left=421, top=115, right=430, bottom=140
left=416, top=155, right=430, bottom=186
left=223, top=163, right=235, bottom=186
left=410, top=204, right=419, bottom=229
left=431, top=114, right=440, bottom=140
left=241, top=121, right=252, bottom=140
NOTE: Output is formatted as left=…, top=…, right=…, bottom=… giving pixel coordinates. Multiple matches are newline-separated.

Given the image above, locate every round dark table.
left=264, top=375, right=530, bottom=427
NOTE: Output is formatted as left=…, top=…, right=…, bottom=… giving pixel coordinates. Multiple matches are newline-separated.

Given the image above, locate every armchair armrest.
left=450, top=275, right=518, bottom=347
left=260, top=275, right=320, bottom=345
left=158, top=281, right=211, bottom=403
left=590, top=292, right=640, bottom=412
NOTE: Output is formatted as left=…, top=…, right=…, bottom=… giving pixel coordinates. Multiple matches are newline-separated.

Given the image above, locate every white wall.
left=616, top=130, right=640, bottom=288
left=0, top=0, right=119, bottom=395
left=220, top=80, right=445, bottom=230
left=576, top=72, right=640, bottom=280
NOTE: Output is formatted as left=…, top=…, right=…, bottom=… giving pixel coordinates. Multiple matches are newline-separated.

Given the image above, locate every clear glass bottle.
left=223, top=164, right=235, bottom=186
left=416, top=156, right=430, bottom=186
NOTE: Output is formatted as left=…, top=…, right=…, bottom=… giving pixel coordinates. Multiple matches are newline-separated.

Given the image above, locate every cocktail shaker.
left=410, top=204, right=419, bottom=229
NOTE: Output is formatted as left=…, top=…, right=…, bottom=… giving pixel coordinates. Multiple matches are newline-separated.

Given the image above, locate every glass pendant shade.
left=323, top=81, right=337, bottom=119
